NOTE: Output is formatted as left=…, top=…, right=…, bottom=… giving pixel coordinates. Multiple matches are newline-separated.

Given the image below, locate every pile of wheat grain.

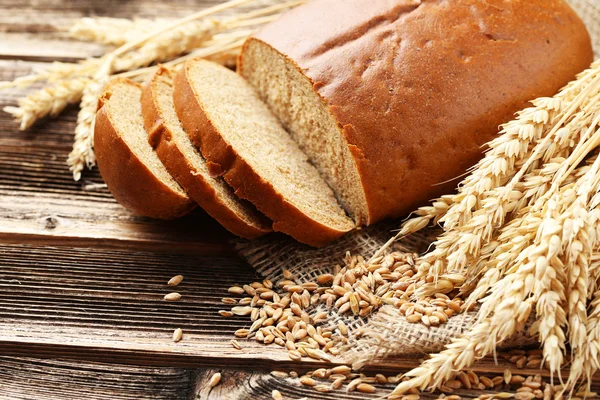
left=0, top=0, right=304, bottom=180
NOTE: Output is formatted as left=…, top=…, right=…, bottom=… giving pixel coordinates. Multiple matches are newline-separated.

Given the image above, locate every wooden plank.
left=0, top=243, right=419, bottom=372
left=0, top=356, right=193, bottom=400
left=0, top=143, right=233, bottom=254
left=0, top=33, right=107, bottom=63
left=0, top=243, right=313, bottom=369
left=0, top=0, right=224, bottom=30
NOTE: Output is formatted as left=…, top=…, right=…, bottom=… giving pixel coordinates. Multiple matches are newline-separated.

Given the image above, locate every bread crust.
left=241, top=0, right=594, bottom=225
left=173, top=61, right=352, bottom=247
left=94, top=78, right=195, bottom=220
left=141, top=67, right=272, bottom=239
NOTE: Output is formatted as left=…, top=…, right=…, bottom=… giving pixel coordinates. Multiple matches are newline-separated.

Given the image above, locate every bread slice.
left=94, top=78, right=196, bottom=219
left=173, top=59, right=355, bottom=246
left=239, top=38, right=369, bottom=226
left=141, top=67, right=272, bottom=239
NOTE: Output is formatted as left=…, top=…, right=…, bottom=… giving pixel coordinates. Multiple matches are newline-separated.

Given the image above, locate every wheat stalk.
left=69, top=17, right=166, bottom=46
left=460, top=153, right=599, bottom=307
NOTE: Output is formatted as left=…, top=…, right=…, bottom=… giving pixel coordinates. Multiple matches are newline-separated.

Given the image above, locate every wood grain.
left=0, top=356, right=194, bottom=400
left=0, top=243, right=349, bottom=371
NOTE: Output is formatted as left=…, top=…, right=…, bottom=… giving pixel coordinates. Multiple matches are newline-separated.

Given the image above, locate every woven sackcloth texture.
left=234, top=0, right=599, bottom=367
left=570, top=0, right=600, bottom=59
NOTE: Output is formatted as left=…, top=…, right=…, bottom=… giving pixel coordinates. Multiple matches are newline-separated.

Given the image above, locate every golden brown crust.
left=172, top=60, right=351, bottom=247
left=140, top=67, right=272, bottom=239
left=242, top=0, right=594, bottom=224
left=94, top=78, right=195, bottom=220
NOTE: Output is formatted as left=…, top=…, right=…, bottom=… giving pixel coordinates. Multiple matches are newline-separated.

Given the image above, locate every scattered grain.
left=172, top=328, right=182, bottom=342
left=228, top=286, right=245, bottom=295
left=163, top=292, right=181, bottom=302
left=209, top=372, right=221, bottom=388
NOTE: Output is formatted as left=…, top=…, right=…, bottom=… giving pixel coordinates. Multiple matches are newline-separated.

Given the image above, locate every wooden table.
left=1, top=1, right=598, bottom=399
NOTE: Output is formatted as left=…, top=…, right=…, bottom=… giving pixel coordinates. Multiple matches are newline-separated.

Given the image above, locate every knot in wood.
left=43, top=216, right=59, bottom=230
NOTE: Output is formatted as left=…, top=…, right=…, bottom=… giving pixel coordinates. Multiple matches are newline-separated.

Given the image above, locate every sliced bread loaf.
left=141, top=67, right=272, bottom=239
left=173, top=59, right=355, bottom=246
left=239, top=0, right=593, bottom=226
left=94, top=78, right=196, bottom=219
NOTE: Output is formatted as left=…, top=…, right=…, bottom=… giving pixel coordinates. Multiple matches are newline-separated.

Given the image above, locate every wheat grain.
left=209, top=372, right=221, bottom=388
left=356, top=383, right=376, bottom=393
left=164, top=292, right=182, bottom=302
left=172, top=328, right=183, bottom=342
left=168, top=275, right=184, bottom=286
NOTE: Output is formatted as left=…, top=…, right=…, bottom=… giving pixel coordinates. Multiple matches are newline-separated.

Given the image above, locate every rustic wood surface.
left=1, top=1, right=598, bottom=399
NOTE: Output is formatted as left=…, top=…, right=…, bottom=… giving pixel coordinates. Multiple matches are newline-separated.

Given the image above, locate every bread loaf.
left=239, top=0, right=593, bottom=225
left=173, top=59, right=355, bottom=246
left=94, top=78, right=196, bottom=219
left=141, top=67, right=272, bottom=238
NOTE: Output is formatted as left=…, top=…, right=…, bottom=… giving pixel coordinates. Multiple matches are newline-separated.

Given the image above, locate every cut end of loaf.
left=173, top=58, right=355, bottom=246
left=142, top=66, right=272, bottom=239
left=94, top=78, right=195, bottom=220
left=239, top=38, right=371, bottom=226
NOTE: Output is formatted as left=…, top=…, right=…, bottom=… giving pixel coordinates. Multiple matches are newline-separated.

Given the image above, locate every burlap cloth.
left=234, top=0, right=600, bottom=368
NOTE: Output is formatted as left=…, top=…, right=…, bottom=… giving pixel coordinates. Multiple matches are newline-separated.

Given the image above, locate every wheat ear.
left=69, top=17, right=163, bottom=46
left=565, top=177, right=600, bottom=391
left=583, top=289, right=600, bottom=388
left=3, top=78, right=90, bottom=130
left=461, top=154, right=598, bottom=307
left=67, top=57, right=113, bottom=181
